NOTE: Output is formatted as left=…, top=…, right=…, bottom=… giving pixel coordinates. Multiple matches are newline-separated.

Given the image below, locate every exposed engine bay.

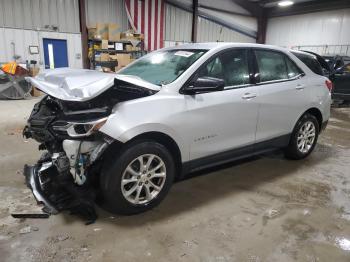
left=23, top=71, right=158, bottom=223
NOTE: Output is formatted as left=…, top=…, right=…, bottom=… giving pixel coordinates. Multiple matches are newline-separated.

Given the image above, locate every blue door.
left=43, top=38, right=68, bottom=69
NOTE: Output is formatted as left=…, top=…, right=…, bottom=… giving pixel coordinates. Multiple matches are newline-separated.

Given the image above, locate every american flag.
left=125, top=0, right=165, bottom=51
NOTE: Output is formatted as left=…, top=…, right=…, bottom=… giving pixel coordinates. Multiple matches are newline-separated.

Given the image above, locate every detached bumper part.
left=24, top=164, right=58, bottom=214
left=23, top=162, right=97, bottom=224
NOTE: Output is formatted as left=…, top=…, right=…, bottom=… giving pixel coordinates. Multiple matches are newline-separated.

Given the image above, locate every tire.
left=99, top=140, right=175, bottom=215
left=284, top=113, right=319, bottom=160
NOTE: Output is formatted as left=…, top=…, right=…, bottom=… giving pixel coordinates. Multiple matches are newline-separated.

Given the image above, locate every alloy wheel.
left=121, top=154, right=166, bottom=205
left=297, top=121, right=316, bottom=154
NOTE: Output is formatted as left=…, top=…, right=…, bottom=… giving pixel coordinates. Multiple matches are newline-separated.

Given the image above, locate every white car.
left=23, top=43, right=331, bottom=220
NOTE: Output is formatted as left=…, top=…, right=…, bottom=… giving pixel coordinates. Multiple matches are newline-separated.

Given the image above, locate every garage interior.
left=0, top=0, right=350, bottom=261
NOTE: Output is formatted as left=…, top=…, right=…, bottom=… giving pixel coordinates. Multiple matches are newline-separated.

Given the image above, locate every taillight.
left=325, top=79, right=333, bottom=92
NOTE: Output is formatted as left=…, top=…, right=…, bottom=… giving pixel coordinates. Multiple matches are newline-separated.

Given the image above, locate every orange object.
left=1, top=62, right=17, bottom=75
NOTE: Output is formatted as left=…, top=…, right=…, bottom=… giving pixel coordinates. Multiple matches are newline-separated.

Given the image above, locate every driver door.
left=182, top=49, right=259, bottom=161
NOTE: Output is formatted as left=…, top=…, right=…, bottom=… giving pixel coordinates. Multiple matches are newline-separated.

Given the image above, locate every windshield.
left=119, top=49, right=206, bottom=86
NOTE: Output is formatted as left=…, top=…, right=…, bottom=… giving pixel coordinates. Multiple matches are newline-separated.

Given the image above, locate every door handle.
left=296, top=84, right=305, bottom=90
left=242, top=93, right=257, bottom=100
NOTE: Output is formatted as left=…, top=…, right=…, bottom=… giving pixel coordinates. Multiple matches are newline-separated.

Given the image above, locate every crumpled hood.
left=26, top=68, right=160, bottom=102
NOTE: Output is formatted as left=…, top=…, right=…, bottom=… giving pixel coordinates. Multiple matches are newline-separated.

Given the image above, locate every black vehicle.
left=292, top=51, right=350, bottom=102
left=291, top=50, right=326, bottom=76
left=323, top=54, right=350, bottom=102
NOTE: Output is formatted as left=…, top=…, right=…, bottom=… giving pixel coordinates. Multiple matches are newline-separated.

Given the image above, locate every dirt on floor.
left=0, top=97, right=350, bottom=262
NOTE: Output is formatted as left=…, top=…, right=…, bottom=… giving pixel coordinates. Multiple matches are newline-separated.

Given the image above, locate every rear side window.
left=285, top=58, right=303, bottom=78
left=198, top=49, right=250, bottom=87
left=292, top=52, right=323, bottom=75
left=255, top=50, right=288, bottom=82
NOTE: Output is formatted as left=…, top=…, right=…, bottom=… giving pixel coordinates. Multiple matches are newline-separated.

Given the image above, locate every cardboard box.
left=29, top=67, right=39, bottom=77
left=109, top=55, right=118, bottom=61
left=116, top=54, right=131, bottom=66
left=101, top=39, right=108, bottom=50
left=125, top=45, right=141, bottom=51
left=120, top=29, right=144, bottom=41
left=100, top=53, right=110, bottom=62
left=125, top=45, right=133, bottom=51
left=96, top=23, right=108, bottom=40
left=87, top=26, right=96, bottom=40
left=29, top=67, right=43, bottom=97
left=32, top=87, right=44, bottom=97
left=108, top=23, right=121, bottom=41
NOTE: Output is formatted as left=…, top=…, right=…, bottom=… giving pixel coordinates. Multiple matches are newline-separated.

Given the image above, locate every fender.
left=100, top=122, right=189, bottom=162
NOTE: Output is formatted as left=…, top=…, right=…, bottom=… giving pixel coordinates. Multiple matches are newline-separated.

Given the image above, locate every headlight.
left=63, top=117, right=108, bottom=138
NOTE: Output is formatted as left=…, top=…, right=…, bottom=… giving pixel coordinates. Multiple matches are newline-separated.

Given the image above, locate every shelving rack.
left=88, top=39, right=146, bottom=71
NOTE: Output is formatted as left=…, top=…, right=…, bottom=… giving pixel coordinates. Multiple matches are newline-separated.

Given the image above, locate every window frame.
left=252, top=48, right=305, bottom=86
left=180, top=47, right=255, bottom=94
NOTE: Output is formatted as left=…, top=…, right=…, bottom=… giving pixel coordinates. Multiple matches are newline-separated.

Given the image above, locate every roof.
left=162, top=42, right=290, bottom=53
left=290, top=49, right=317, bottom=58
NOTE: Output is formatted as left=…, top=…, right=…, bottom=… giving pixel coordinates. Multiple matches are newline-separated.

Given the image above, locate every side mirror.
left=184, top=76, right=225, bottom=95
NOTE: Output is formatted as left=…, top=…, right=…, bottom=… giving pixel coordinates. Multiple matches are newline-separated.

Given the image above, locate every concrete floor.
left=0, top=97, right=350, bottom=262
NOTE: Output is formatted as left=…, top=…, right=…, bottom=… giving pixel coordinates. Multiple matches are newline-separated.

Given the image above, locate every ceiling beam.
left=268, top=0, right=350, bottom=17
left=166, top=0, right=257, bottom=38
left=230, top=0, right=262, bottom=17
left=199, top=4, right=254, bottom=17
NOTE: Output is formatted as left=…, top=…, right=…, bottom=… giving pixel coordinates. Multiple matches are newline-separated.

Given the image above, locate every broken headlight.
left=52, top=117, right=108, bottom=138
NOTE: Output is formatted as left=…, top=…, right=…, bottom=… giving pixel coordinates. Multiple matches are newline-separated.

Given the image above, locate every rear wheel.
left=100, top=140, right=175, bottom=215
left=284, top=113, right=319, bottom=160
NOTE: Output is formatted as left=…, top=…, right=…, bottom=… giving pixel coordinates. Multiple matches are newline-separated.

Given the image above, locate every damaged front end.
left=22, top=70, right=158, bottom=223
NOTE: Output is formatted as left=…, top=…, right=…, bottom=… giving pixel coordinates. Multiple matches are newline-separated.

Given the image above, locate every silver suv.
left=24, top=43, right=331, bottom=219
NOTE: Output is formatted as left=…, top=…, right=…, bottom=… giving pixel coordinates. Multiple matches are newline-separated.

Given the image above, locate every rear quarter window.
left=292, top=52, right=323, bottom=76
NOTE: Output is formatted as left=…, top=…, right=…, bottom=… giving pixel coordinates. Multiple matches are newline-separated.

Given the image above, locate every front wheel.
left=100, top=140, right=175, bottom=215
left=284, top=113, right=319, bottom=160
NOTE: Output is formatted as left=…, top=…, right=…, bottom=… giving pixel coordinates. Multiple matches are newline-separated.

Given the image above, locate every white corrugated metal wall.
left=164, top=4, right=192, bottom=46
left=266, top=8, right=350, bottom=48
left=0, top=0, right=82, bottom=68
left=197, top=17, right=255, bottom=43
left=85, top=0, right=129, bottom=30
left=0, top=0, right=80, bottom=33
left=0, top=28, right=83, bottom=68
left=164, top=3, right=256, bottom=47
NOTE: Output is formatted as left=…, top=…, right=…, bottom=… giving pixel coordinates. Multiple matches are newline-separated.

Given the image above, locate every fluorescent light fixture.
left=278, top=1, right=294, bottom=7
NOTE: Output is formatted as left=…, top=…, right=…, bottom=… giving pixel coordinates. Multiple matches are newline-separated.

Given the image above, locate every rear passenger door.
left=253, top=49, right=308, bottom=144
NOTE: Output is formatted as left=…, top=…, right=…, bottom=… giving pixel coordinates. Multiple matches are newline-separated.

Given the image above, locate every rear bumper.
left=332, top=92, right=350, bottom=101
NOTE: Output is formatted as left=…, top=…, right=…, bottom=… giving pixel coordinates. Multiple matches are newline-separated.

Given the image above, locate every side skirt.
left=181, top=134, right=291, bottom=175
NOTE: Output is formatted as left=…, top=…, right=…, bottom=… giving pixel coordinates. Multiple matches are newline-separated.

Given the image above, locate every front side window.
left=197, top=49, right=250, bottom=87
left=255, top=50, right=288, bottom=82
left=119, top=49, right=206, bottom=86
